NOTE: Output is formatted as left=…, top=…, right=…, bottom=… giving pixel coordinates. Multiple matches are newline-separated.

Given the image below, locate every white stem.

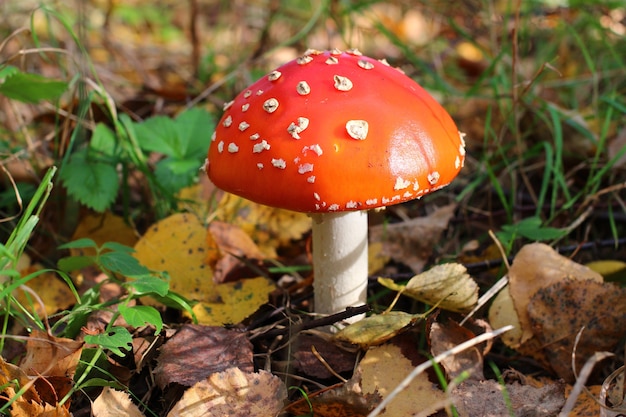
left=311, top=211, right=368, bottom=318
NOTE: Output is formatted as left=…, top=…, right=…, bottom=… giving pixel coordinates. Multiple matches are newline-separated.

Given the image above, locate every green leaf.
left=134, top=115, right=181, bottom=156
left=84, top=326, right=132, bottom=357
left=90, top=123, right=119, bottom=157
left=118, top=304, right=163, bottom=335
left=58, top=238, right=98, bottom=250
left=134, top=108, right=213, bottom=159
left=496, top=217, right=567, bottom=245
left=60, top=149, right=119, bottom=212
left=99, top=251, right=150, bottom=277
left=174, top=108, right=214, bottom=158
left=127, top=275, right=170, bottom=297
left=0, top=67, right=68, bottom=103
left=58, top=255, right=96, bottom=272
left=101, top=242, right=135, bottom=253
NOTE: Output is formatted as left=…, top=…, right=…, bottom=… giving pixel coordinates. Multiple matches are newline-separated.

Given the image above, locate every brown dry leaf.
left=285, top=380, right=380, bottom=417
left=357, top=343, right=447, bottom=416
left=207, top=220, right=266, bottom=283
left=154, top=324, right=253, bottom=389
left=292, top=333, right=357, bottom=379
left=70, top=211, right=138, bottom=257
left=20, top=329, right=83, bottom=379
left=566, top=385, right=602, bottom=417
left=429, top=320, right=486, bottom=381
left=166, top=368, right=287, bottom=417
left=188, top=277, right=275, bottom=326
left=333, top=311, right=420, bottom=349
left=92, top=387, right=144, bottom=417
left=528, top=279, right=626, bottom=382
left=214, top=193, right=311, bottom=258
left=452, top=379, right=564, bottom=417
left=1, top=347, right=74, bottom=416
left=15, top=265, right=75, bottom=318
left=10, top=401, right=71, bottom=417
left=379, top=263, right=478, bottom=312
left=133, top=212, right=219, bottom=304
left=506, top=243, right=602, bottom=345
left=369, top=203, right=456, bottom=272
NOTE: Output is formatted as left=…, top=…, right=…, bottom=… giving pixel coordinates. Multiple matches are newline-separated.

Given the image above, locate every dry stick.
left=558, top=351, right=614, bottom=417
left=367, top=325, right=514, bottom=417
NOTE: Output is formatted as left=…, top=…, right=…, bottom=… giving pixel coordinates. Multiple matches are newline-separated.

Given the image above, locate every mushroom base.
left=311, top=211, right=368, bottom=324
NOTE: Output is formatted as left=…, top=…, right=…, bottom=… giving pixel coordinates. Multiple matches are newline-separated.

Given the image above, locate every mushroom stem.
left=311, top=211, right=368, bottom=319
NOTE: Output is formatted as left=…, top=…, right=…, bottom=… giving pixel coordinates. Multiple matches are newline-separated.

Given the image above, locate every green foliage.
left=84, top=326, right=133, bottom=357
left=58, top=108, right=213, bottom=214
left=0, top=65, right=68, bottom=103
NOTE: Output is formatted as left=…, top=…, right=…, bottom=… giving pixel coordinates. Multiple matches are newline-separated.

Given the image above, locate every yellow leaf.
left=188, top=277, right=275, bottom=326
left=214, top=193, right=311, bottom=258
left=334, top=311, right=419, bottom=349
left=15, top=266, right=76, bottom=318
left=167, top=368, right=287, bottom=417
left=358, top=344, right=446, bottom=416
left=70, top=211, right=138, bottom=257
left=379, top=263, right=478, bottom=313
left=93, top=387, right=144, bottom=417
left=134, top=213, right=219, bottom=304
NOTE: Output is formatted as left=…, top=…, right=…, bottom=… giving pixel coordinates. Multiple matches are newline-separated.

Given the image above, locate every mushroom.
left=206, top=49, right=465, bottom=321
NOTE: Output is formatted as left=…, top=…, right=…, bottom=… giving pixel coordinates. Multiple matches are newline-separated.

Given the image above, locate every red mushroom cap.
left=207, top=49, right=465, bottom=213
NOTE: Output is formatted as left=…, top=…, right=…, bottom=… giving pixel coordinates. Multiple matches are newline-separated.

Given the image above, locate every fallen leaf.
left=452, top=379, right=564, bottom=417
left=507, top=243, right=602, bottom=345
left=207, top=220, right=266, bottom=283
left=292, top=333, right=357, bottom=379
left=357, top=343, right=447, bottom=416
left=429, top=320, right=486, bottom=381
left=154, top=324, right=253, bottom=389
left=379, top=263, right=478, bottom=312
left=488, top=286, right=525, bottom=348
left=528, top=279, right=626, bottom=381
left=20, top=329, right=83, bottom=379
left=15, top=265, right=75, bottom=318
left=188, top=277, right=275, bottom=326
left=70, top=211, right=138, bottom=257
left=167, top=368, right=287, bottom=417
left=369, top=203, right=456, bottom=272
left=133, top=212, right=219, bottom=304
left=285, top=380, right=380, bottom=417
left=333, top=311, right=421, bottom=349
left=93, top=387, right=144, bottom=417
left=214, top=193, right=311, bottom=258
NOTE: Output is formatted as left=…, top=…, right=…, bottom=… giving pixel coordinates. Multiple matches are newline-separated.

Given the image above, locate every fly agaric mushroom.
left=206, top=49, right=465, bottom=321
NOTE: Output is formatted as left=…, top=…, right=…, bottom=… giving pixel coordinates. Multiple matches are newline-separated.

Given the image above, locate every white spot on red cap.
left=394, top=177, right=411, bottom=190
left=253, top=140, right=270, bottom=153
left=238, top=121, right=250, bottom=131
left=250, top=133, right=260, bottom=140
left=263, top=98, right=279, bottom=113
left=227, top=143, right=239, bottom=153
left=296, top=81, right=311, bottom=95
left=223, top=115, right=233, bottom=127
left=346, top=120, right=368, bottom=140
left=217, top=141, right=224, bottom=153
left=298, top=163, right=314, bottom=174
left=427, top=171, right=440, bottom=185
left=268, top=70, right=281, bottom=81
left=358, top=59, right=374, bottom=70
left=287, top=117, right=309, bottom=139
left=241, top=103, right=250, bottom=112
left=334, top=75, right=353, bottom=91
left=223, top=100, right=234, bottom=110
left=325, top=56, right=339, bottom=65
left=243, top=90, right=252, bottom=98
left=271, top=158, right=286, bottom=169
left=302, top=144, right=323, bottom=156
